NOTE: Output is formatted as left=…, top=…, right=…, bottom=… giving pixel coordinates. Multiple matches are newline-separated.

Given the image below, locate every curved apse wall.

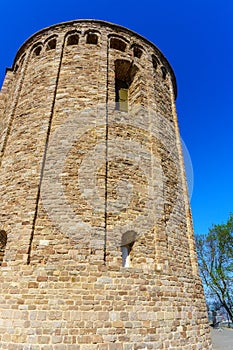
left=0, top=20, right=212, bottom=350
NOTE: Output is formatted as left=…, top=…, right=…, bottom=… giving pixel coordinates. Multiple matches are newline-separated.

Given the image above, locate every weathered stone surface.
left=0, top=20, right=212, bottom=349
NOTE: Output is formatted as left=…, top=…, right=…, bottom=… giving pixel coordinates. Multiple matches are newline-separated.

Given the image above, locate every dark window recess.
left=121, top=242, right=134, bottom=267
left=67, top=34, right=79, bottom=46
left=20, top=54, right=26, bottom=65
left=152, top=54, right=159, bottom=70
left=86, top=33, right=98, bottom=45
left=121, top=231, right=136, bottom=267
left=33, top=46, right=42, bottom=57
left=115, top=79, right=129, bottom=112
left=133, top=46, right=143, bottom=59
left=115, top=59, right=139, bottom=112
left=110, top=38, right=127, bottom=52
left=14, top=53, right=25, bottom=72
left=161, top=66, right=167, bottom=79
left=46, top=38, right=57, bottom=51
left=0, top=230, right=7, bottom=266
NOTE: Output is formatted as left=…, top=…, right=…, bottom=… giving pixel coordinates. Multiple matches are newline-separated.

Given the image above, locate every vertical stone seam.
left=168, top=78, right=198, bottom=275
left=0, top=54, right=30, bottom=168
left=104, top=36, right=109, bottom=263
left=27, top=36, right=65, bottom=264
left=150, top=60, right=169, bottom=266
left=146, top=54, right=162, bottom=268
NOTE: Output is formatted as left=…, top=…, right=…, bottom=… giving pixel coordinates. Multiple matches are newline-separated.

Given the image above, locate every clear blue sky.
left=0, top=0, right=232, bottom=235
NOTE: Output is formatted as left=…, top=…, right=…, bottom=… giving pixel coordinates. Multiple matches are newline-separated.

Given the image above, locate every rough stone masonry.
left=0, top=20, right=212, bottom=349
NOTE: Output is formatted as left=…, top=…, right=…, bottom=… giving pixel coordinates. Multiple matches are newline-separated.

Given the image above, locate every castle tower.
left=0, top=20, right=212, bottom=349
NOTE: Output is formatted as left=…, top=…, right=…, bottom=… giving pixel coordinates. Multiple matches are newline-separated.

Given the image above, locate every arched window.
left=14, top=64, right=19, bottom=72
left=86, top=33, right=98, bottom=45
left=121, top=245, right=132, bottom=267
left=152, top=54, right=159, bottom=71
left=161, top=66, right=167, bottom=79
left=20, top=53, right=26, bottom=65
left=66, top=33, right=79, bottom=46
left=110, top=37, right=127, bottom=52
left=121, top=231, right=136, bottom=267
left=14, top=53, right=26, bottom=72
left=0, top=230, right=7, bottom=266
left=33, top=45, right=42, bottom=57
left=115, top=79, right=129, bottom=112
left=46, top=38, right=57, bottom=51
left=115, top=59, right=139, bottom=112
left=133, top=45, right=143, bottom=59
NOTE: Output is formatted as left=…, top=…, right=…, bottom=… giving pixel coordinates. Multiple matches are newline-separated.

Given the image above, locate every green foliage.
left=196, top=214, right=233, bottom=322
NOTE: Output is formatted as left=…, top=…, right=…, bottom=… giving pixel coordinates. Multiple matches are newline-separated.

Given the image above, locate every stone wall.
left=0, top=20, right=212, bottom=349
left=0, top=264, right=211, bottom=349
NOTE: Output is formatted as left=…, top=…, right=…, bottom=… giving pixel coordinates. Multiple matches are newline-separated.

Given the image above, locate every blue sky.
left=0, top=0, right=232, bottom=235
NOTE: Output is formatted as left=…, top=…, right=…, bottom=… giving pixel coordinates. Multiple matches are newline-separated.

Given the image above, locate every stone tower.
left=0, top=20, right=212, bottom=349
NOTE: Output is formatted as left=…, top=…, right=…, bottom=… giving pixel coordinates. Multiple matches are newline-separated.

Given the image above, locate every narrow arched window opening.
left=20, top=53, right=26, bottom=65
left=121, top=242, right=134, bottom=267
left=67, top=34, right=79, bottom=46
left=86, top=33, right=98, bottom=45
left=161, top=66, right=167, bottom=79
left=0, top=230, right=7, bottom=266
left=133, top=46, right=143, bottom=59
left=121, top=231, right=136, bottom=267
left=152, top=54, right=159, bottom=71
left=110, top=38, right=127, bottom=52
left=46, top=38, right=57, bottom=51
left=115, top=79, right=129, bottom=112
left=33, top=46, right=42, bottom=57
left=115, top=59, right=139, bottom=112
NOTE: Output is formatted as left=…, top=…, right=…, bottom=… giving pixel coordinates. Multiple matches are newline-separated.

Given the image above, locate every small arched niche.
left=32, top=44, right=43, bottom=57
left=161, top=66, right=168, bottom=79
left=46, top=37, right=57, bottom=51
left=110, top=37, right=127, bottom=52
left=152, top=54, right=159, bottom=71
left=66, top=32, right=79, bottom=46
left=86, top=32, right=98, bottom=45
left=0, top=230, right=7, bottom=266
left=14, top=53, right=26, bottom=73
left=115, top=59, right=139, bottom=112
left=132, top=44, right=143, bottom=59
left=121, top=231, right=137, bottom=267
left=14, top=64, right=19, bottom=72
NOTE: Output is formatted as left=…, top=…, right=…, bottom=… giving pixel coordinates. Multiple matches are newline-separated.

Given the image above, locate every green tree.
left=196, top=214, right=233, bottom=323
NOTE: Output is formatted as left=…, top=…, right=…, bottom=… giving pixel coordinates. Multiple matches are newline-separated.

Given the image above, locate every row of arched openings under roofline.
left=109, top=37, right=143, bottom=59
left=15, top=31, right=169, bottom=84
left=32, top=36, right=58, bottom=58
left=109, top=36, right=168, bottom=80
left=152, top=54, right=168, bottom=79
left=30, top=31, right=99, bottom=59
left=29, top=32, right=146, bottom=59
